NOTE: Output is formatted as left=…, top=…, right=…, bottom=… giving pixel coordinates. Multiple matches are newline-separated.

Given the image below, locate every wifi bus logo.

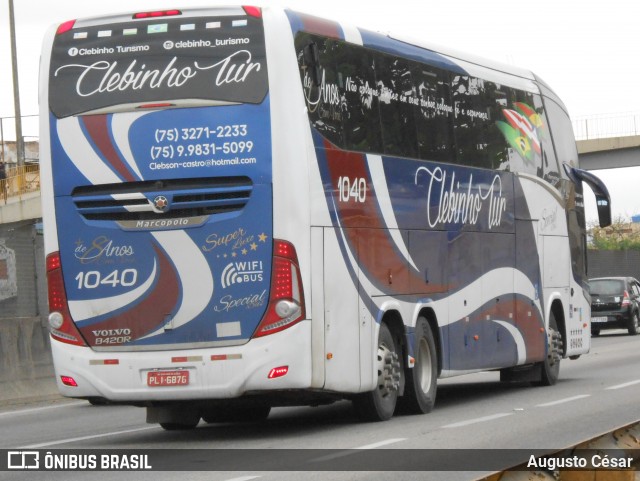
left=221, top=261, right=264, bottom=288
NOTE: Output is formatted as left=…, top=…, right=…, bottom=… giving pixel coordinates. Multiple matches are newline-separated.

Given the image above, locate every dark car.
left=589, top=277, right=640, bottom=336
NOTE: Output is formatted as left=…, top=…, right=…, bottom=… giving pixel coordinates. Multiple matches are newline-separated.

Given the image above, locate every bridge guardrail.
left=573, top=112, right=640, bottom=141
left=0, top=164, right=40, bottom=205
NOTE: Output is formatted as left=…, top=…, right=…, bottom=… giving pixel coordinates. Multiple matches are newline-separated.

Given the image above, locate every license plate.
left=147, top=370, right=189, bottom=387
left=591, top=317, right=608, bottom=323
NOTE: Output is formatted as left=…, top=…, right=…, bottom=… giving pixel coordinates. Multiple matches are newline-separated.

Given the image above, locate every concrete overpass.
left=577, top=135, right=640, bottom=171
left=0, top=192, right=41, bottom=223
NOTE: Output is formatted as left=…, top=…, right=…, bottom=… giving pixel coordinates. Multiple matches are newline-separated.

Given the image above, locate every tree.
left=589, top=216, right=640, bottom=250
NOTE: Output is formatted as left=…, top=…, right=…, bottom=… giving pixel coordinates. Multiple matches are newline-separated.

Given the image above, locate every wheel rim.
left=376, top=341, right=401, bottom=398
left=547, top=327, right=562, bottom=366
left=417, top=337, right=433, bottom=393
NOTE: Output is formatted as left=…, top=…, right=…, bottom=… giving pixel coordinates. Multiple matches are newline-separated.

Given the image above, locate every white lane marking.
left=535, top=394, right=591, bottom=407
left=606, top=379, right=640, bottom=390
left=23, top=426, right=159, bottom=448
left=0, top=401, right=86, bottom=418
left=223, top=477, right=261, bottom=481
left=355, top=438, right=406, bottom=449
left=310, top=438, right=405, bottom=463
left=442, top=412, right=513, bottom=428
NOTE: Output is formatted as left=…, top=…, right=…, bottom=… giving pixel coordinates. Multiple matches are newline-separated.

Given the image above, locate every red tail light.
left=268, top=366, right=289, bottom=379
left=253, top=240, right=305, bottom=337
left=622, top=290, right=631, bottom=307
left=243, top=6, right=262, bottom=18
left=56, top=20, right=76, bottom=35
left=133, top=10, right=181, bottom=19
left=60, top=375, right=78, bottom=387
left=46, top=252, right=87, bottom=346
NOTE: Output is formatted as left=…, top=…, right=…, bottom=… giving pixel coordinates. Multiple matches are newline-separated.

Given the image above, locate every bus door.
left=322, top=228, right=362, bottom=392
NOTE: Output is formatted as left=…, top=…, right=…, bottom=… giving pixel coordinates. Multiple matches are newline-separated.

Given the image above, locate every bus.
left=39, top=6, right=611, bottom=428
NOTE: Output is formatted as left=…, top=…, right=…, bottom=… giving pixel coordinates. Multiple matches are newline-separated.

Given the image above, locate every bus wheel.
left=148, top=404, right=200, bottom=430
left=353, top=323, right=401, bottom=422
left=535, top=311, right=562, bottom=386
left=397, top=317, right=437, bottom=414
left=202, top=405, right=271, bottom=424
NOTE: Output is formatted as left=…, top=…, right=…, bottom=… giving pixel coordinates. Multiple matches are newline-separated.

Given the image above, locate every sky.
left=1, top=0, right=639, bottom=223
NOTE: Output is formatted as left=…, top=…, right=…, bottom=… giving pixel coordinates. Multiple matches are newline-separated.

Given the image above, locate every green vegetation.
left=589, top=217, right=640, bottom=250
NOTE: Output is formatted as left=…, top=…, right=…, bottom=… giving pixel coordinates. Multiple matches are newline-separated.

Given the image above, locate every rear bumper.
left=591, top=308, right=631, bottom=330
left=51, top=320, right=312, bottom=401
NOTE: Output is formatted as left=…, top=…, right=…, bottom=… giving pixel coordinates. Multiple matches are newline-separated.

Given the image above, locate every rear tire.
left=353, top=323, right=401, bottom=422
left=627, top=312, right=639, bottom=336
left=534, top=311, right=562, bottom=386
left=397, top=317, right=437, bottom=414
left=591, top=329, right=600, bottom=337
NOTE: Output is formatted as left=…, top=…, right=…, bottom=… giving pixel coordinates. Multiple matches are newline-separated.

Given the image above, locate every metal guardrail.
left=573, top=112, right=640, bottom=141
left=0, top=164, right=40, bottom=205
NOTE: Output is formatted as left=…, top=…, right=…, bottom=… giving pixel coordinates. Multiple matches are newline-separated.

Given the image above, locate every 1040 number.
left=75, top=269, right=138, bottom=289
left=337, top=176, right=367, bottom=203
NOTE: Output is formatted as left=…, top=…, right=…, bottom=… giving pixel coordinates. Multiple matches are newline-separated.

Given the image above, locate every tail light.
left=252, top=240, right=305, bottom=337
left=60, top=375, right=78, bottom=387
left=243, top=6, right=262, bottom=18
left=622, top=290, right=631, bottom=307
left=56, top=20, right=76, bottom=35
left=133, top=10, right=182, bottom=19
left=46, top=252, right=87, bottom=346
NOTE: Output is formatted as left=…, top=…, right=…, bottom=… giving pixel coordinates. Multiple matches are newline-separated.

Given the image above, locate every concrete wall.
left=0, top=218, right=57, bottom=403
left=587, top=249, right=640, bottom=280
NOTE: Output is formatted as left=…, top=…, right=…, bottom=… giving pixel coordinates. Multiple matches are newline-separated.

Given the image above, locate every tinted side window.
left=543, top=98, right=579, bottom=171
left=414, top=67, right=454, bottom=162
left=296, top=34, right=345, bottom=147
left=337, top=45, right=382, bottom=152
left=296, top=34, right=382, bottom=152
left=296, top=32, right=559, bottom=177
left=530, top=94, right=560, bottom=187
left=375, top=55, right=418, bottom=158
left=451, top=76, right=509, bottom=169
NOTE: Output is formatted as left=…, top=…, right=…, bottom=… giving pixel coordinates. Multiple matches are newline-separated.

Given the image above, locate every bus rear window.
left=49, top=12, right=268, bottom=118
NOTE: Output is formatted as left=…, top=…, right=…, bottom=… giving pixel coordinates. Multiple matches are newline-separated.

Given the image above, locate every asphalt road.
left=1, top=330, right=639, bottom=481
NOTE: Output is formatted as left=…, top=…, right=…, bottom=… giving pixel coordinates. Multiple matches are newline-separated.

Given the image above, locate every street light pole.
left=8, top=0, right=24, bottom=166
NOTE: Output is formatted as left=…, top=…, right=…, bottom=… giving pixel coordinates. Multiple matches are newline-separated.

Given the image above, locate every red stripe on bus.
left=81, top=115, right=136, bottom=182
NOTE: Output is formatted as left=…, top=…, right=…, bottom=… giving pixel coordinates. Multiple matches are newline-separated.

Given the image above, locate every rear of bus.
left=39, top=7, right=310, bottom=407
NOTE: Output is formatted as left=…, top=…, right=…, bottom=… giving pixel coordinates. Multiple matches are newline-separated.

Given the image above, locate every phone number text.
left=150, top=141, right=254, bottom=160
left=154, top=125, right=248, bottom=143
